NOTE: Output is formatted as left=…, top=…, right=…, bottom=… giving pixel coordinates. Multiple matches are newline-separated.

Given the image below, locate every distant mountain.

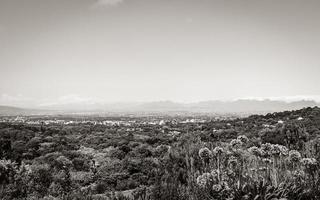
left=0, top=105, right=31, bottom=116
left=0, top=105, right=58, bottom=116
left=60, top=99, right=320, bottom=114
left=0, top=99, right=319, bottom=116
left=129, top=100, right=320, bottom=114
left=186, top=99, right=319, bottom=113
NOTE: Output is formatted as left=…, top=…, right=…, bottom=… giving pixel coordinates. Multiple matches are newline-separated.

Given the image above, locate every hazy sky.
left=1, top=0, right=320, bottom=107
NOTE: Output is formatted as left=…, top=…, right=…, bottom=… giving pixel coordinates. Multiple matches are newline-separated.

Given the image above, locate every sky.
left=0, top=0, right=320, bottom=107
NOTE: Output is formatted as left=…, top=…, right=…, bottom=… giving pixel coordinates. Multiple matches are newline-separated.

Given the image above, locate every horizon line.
left=0, top=96, right=320, bottom=110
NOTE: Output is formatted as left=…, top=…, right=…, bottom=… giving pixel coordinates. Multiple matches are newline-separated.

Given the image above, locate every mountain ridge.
left=0, top=99, right=319, bottom=116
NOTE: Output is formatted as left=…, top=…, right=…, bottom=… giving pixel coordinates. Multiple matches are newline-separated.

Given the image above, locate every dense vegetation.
left=1, top=107, right=320, bottom=200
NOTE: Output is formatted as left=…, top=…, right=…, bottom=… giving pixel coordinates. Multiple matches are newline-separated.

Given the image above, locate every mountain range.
left=0, top=99, right=319, bottom=116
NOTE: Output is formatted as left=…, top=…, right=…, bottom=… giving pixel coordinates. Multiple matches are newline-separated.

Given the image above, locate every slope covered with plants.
left=0, top=107, right=320, bottom=200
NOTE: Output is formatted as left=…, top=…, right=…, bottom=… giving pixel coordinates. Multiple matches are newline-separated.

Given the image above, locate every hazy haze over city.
left=1, top=0, right=320, bottom=109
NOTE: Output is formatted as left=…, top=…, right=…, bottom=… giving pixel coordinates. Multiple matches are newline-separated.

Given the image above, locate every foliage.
left=0, top=107, right=320, bottom=199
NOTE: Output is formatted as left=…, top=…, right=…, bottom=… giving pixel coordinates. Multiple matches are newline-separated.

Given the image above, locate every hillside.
left=1, top=106, right=320, bottom=199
